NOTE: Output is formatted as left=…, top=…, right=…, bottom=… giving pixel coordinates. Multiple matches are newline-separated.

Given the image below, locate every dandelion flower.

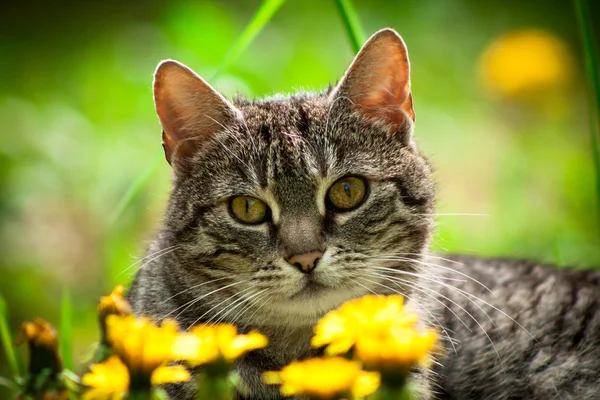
left=312, top=294, right=438, bottom=371
left=312, top=295, right=417, bottom=355
left=105, top=315, right=180, bottom=376
left=82, top=356, right=129, bottom=400
left=479, top=29, right=572, bottom=98
left=98, top=285, right=131, bottom=344
left=17, top=318, right=63, bottom=378
left=82, top=355, right=190, bottom=400
left=354, top=325, right=438, bottom=370
left=173, top=323, right=268, bottom=366
left=263, top=357, right=380, bottom=399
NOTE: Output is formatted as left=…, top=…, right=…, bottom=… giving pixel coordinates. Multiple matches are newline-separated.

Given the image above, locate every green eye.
left=230, top=196, right=269, bottom=224
left=327, top=177, right=367, bottom=211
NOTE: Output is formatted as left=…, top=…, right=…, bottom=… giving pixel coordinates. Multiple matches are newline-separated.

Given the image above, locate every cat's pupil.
left=343, top=182, right=351, bottom=198
left=246, top=199, right=251, bottom=214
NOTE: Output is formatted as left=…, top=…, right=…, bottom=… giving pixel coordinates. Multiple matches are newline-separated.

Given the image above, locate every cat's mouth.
left=290, top=278, right=330, bottom=299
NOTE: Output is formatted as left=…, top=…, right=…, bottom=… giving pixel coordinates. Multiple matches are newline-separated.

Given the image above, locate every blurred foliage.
left=1, top=0, right=600, bottom=396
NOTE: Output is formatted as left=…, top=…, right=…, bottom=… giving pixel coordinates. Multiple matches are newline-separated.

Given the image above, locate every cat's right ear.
left=153, top=60, right=242, bottom=166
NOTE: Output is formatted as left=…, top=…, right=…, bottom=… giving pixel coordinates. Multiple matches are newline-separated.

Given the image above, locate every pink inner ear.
left=355, top=67, right=414, bottom=128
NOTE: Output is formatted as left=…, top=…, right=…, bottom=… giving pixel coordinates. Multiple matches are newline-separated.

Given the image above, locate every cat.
left=128, top=28, right=600, bottom=400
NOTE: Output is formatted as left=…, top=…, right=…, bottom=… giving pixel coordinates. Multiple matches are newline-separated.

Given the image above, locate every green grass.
left=335, top=0, right=366, bottom=53
left=60, top=288, right=74, bottom=372
left=212, top=0, right=287, bottom=79
left=0, top=293, right=22, bottom=380
left=109, top=0, right=288, bottom=226
left=574, top=0, right=600, bottom=228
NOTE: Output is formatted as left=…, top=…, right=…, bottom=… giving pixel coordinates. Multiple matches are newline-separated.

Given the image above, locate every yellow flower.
left=82, top=356, right=128, bottom=400
left=105, top=315, right=180, bottom=375
left=98, top=285, right=132, bottom=318
left=312, top=295, right=438, bottom=371
left=82, top=355, right=190, bottom=400
left=263, top=357, right=380, bottom=399
left=150, top=364, right=190, bottom=386
left=478, top=29, right=572, bottom=98
left=17, top=317, right=63, bottom=378
left=18, top=317, right=60, bottom=351
left=312, top=295, right=417, bottom=355
left=173, top=323, right=268, bottom=366
left=98, top=285, right=132, bottom=344
left=354, top=325, right=438, bottom=370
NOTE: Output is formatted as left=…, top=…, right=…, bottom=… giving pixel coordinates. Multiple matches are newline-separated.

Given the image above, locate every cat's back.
left=421, top=254, right=600, bottom=400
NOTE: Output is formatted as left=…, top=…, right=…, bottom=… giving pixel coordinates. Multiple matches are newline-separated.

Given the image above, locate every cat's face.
left=154, top=29, right=435, bottom=325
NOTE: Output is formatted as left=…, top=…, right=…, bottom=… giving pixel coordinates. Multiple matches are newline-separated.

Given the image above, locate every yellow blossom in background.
left=98, top=285, right=131, bottom=322
left=18, top=317, right=60, bottom=351
left=105, top=315, right=180, bottom=375
left=478, top=29, right=572, bottom=98
left=173, top=323, right=268, bottom=366
left=98, top=285, right=132, bottom=345
left=82, top=355, right=190, bottom=400
left=312, top=295, right=417, bottom=355
left=263, top=357, right=380, bottom=399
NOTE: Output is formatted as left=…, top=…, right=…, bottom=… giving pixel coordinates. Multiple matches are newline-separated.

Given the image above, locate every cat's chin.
left=272, top=284, right=363, bottom=322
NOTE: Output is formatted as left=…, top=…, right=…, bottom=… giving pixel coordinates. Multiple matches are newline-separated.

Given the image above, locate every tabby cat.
left=128, top=28, right=600, bottom=400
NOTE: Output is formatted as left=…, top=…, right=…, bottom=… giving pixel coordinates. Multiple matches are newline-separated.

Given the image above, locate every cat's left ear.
left=330, top=28, right=415, bottom=135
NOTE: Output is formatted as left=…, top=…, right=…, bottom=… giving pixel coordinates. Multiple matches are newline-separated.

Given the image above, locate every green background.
left=1, top=0, right=599, bottom=391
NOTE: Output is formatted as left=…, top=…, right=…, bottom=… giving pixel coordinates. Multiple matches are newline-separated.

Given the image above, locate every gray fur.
left=128, top=29, right=600, bottom=400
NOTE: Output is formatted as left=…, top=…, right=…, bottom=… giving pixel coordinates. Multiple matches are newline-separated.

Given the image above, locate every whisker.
left=159, top=276, right=230, bottom=305
left=203, top=287, right=257, bottom=326
left=117, top=245, right=181, bottom=278
left=210, top=289, right=267, bottom=326
left=228, top=290, right=270, bottom=326
left=369, top=264, right=536, bottom=344
left=368, top=265, right=504, bottom=339
left=161, top=280, right=249, bottom=320
left=374, top=255, right=493, bottom=293
left=186, top=286, right=256, bottom=330
left=391, top=252, right=465, bottom=266
left=348, top=277, right=381, bottom=297
left=417, top=213, right=489, bottom=217
left=242, top=292, right=275, bottom=326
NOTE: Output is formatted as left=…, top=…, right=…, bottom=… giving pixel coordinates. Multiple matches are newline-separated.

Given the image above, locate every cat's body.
left=128, top=29, right=600, bottom=399
left=424, top=255, right=600, bottom=400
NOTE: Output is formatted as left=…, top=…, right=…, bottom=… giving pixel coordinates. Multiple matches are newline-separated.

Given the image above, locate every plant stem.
left=574, top=0, right=600, bottom=229
left=0, top=293, right=22, bottom=379
left=60, top=288, right=74, bottom=371
left=334, top=0, right=366, bottom=53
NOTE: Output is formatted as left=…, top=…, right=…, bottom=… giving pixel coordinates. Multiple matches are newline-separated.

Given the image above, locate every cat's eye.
left=327, top=176, right=367, bottom=211
left=230, top=196, right=269, bottom=224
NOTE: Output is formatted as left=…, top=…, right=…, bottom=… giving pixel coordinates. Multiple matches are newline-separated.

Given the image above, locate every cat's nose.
left=286, top=251, right=323, bottom=274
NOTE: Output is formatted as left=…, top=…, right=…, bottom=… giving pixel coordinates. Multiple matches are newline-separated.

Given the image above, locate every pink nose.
left=286, top=251, right=323, bottom=274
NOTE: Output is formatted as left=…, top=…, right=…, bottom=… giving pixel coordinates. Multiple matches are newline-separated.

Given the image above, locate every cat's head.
left=153, top=29, right=435, bottom=326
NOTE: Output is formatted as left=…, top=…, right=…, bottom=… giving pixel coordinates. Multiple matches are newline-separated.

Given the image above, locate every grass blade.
left=335, top=0, right=366, bottom=53
left=212, top=0, right=286, bottom=79
left=60, top=288, right=74, bottom=371
left=574, top=0, right=600, bottom=227
left=109, top=148, right=163, bottom=226
left=0, top=293, right=22, bottom=378
left=110, top=0, right=286, bottom=225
